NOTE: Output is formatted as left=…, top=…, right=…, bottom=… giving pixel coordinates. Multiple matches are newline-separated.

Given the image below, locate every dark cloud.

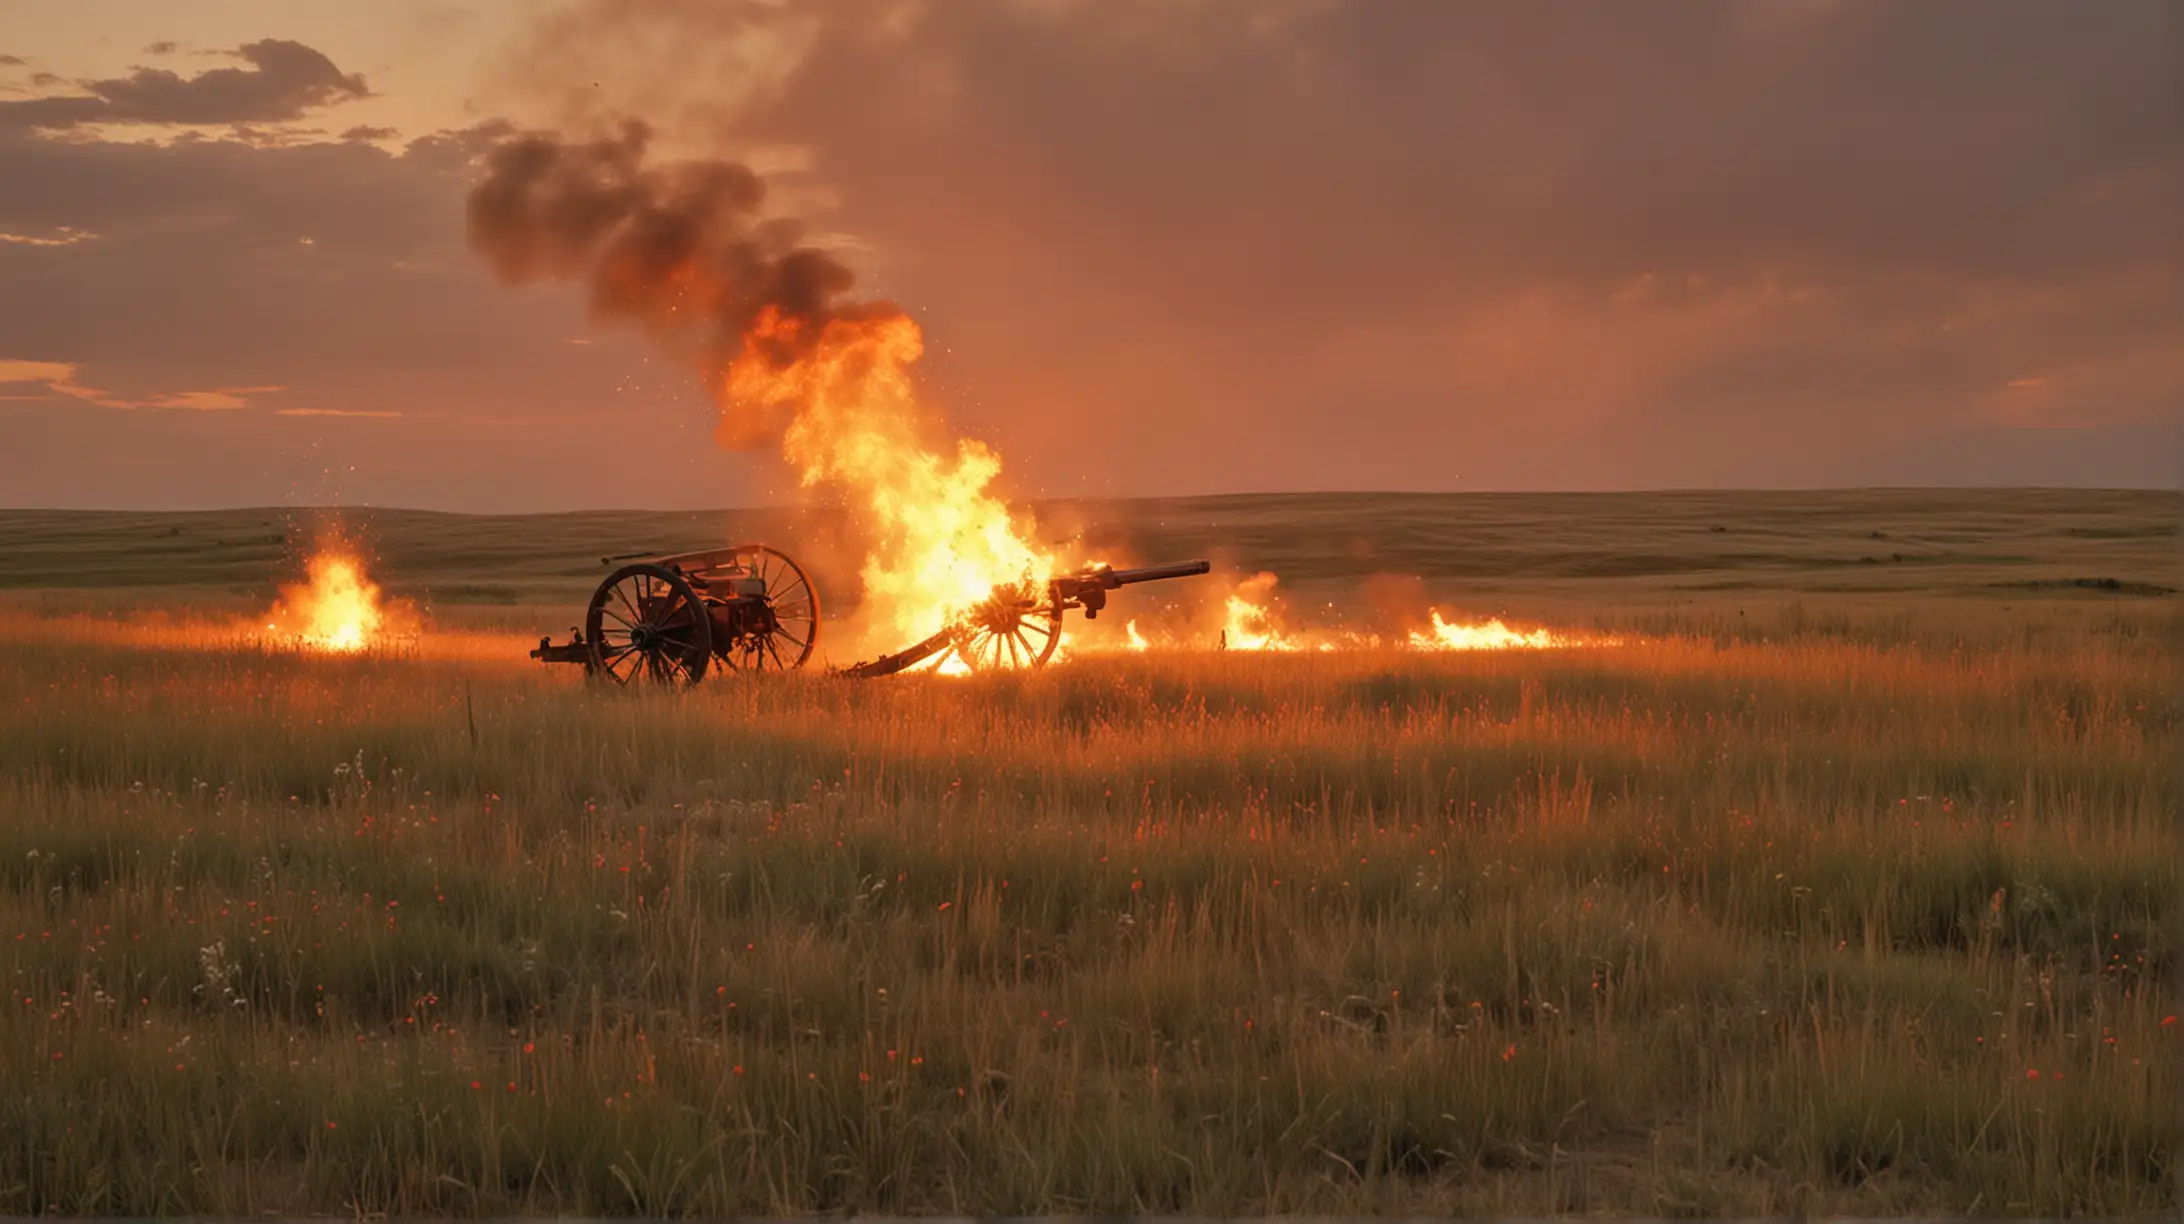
left=0, top=39, right=368, bottom=131
left=0, top=55, right=25, bottom=68
left=340, top=124, right=400, bottom=143
left=144, top=41, right=179, bottom=57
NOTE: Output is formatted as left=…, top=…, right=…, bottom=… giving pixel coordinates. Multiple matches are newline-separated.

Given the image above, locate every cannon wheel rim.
left=951, top=599, right=1062, bottom=671
left=586, top=563, right=712, bottom=687
left=715, top=544, right=821, bottom=672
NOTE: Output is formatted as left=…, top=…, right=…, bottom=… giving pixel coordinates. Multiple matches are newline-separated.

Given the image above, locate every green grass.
left=0, top=490, right=2175, bottom=1215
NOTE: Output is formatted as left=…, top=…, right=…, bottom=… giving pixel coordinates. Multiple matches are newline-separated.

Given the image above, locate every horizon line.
left=0, top=484, right=2176, bottom=518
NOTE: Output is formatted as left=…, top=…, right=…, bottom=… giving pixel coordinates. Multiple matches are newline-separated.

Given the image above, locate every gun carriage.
left=531, top=544, right=820, bottom=684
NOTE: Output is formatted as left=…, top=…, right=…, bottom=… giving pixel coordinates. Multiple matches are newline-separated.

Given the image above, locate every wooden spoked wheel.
left=586, top=563, right=712, bottom=686
left=949, top=586, right=1062, bottom=671
left=716, top=544, right=821, bottom=673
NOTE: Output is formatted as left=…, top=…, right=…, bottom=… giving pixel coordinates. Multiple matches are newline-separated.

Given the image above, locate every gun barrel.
left=1108, top=559, right=1211, bottom=587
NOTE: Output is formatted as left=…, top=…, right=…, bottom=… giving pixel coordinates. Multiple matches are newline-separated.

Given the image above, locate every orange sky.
left=1, top=0, right=2176, bottom=510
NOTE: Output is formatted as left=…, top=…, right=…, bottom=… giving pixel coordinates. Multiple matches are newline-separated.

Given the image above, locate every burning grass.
left=262, top=549, right=384, bottom=653
left=0, top=593, right=2172, bottom=1215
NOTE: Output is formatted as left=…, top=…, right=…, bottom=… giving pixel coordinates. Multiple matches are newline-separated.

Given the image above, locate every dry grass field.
left=0, top=489, right=2175, bottom=1215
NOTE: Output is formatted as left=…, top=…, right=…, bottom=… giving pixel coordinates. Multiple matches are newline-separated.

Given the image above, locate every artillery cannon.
left=533, top=545, right=1208, bottom=684
left=840, top=559, right=1210, bottom=678
left=531, top=544, right=820, bottom=684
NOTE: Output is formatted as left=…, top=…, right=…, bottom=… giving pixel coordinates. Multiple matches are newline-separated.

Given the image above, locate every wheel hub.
left=972, top=591, right=1034, bottom=633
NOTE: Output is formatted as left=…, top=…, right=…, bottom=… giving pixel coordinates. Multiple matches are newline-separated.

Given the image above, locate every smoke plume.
left=464, top=120, right=901, bottom=447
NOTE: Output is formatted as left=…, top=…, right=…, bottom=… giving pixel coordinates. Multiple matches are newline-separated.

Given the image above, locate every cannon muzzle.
left=1051, top=558, right=1211, bottom=619
left=1107, top=559, right=1212, bottom=587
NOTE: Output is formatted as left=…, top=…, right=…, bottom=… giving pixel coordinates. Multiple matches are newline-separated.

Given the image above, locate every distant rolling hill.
left=1, top=490, right=2174, bottom=621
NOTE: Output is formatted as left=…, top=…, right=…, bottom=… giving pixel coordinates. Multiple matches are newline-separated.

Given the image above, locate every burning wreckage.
left=532, top=547, right=1209, bottom=684
left=481, top=126, right=1214, bottom=685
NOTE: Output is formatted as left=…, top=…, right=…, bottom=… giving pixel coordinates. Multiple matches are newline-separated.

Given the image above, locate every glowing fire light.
left=1408, top=610, right=1574, bottom=651
left=726, top=308, right=1065, bottom=656
left=1220, top=572, right=1304, bottom=652
left=1203, top=571, right=1599, bottom=654
left=264, top=549, right=386, bottom=653
left=1126, top=620, right=1149, bottom=651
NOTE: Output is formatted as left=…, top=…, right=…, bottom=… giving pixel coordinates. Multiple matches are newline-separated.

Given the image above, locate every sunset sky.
left=1, top=0, right=2176, bottom=511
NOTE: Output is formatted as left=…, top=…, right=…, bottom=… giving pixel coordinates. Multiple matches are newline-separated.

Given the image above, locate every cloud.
left=0, top=358, right=77, bottom=384
left=0, top=358, right=279, bottom=410
left=0, top=225, right=96, bottom=247
left=0, top=55, right=25, bottom=68
left=145, top=42, right=179, bottom=57
left=274, top=407, right=402, bottom=418
left=50, top=381, right=274, bottom=412
left=0, top=39, right=368, bottom=131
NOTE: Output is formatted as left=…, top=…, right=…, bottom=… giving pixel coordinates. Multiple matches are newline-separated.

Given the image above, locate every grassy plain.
left=0, top=489, right=2175, bottom=1215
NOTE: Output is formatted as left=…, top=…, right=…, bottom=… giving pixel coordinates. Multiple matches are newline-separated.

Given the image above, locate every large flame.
left=725, top=307, right=1061, bottom=653
left=264, top=548, right=387, bottom=653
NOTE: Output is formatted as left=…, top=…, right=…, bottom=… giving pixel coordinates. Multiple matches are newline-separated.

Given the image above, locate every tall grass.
left=0, top=604, right=2172, bottom=1215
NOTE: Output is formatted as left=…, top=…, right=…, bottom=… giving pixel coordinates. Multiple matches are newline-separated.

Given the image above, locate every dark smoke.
left=465, top=120, right=900, bottom=447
